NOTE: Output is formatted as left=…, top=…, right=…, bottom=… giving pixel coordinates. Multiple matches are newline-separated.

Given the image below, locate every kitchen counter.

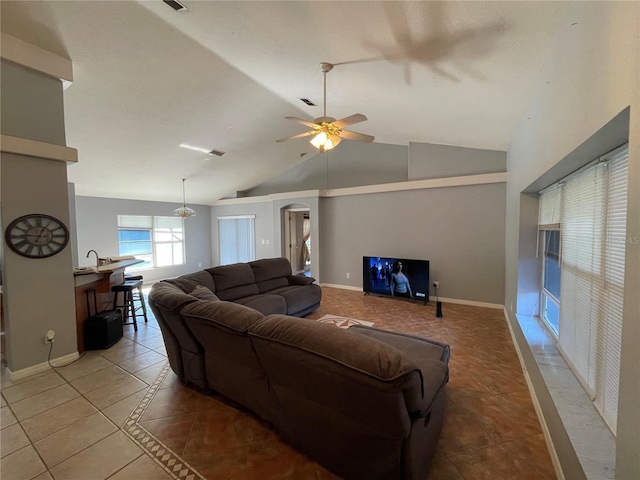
left=74, top=257, right=143, bottom=352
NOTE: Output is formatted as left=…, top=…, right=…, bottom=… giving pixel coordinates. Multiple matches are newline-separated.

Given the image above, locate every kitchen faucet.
left=86, top=249, right=99, bottom=270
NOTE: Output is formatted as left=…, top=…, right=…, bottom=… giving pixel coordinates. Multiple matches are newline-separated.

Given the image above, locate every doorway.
left=283, top=208, right=311, bottom=275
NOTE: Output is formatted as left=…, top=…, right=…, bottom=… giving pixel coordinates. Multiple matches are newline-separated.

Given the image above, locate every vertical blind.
left=540, top=144, right=628, bottom=434
left=218, top=215, right=256, bottom=265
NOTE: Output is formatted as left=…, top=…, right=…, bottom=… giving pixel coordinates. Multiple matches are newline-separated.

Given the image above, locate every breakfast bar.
left=73, top=258, right=143, bottom=352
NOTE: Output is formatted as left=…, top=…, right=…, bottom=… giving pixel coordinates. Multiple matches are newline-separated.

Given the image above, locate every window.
left=117, top=215, right=184, bottom=270
left=218, top=215, right=255, bottom=265
left=541, top=229, right=561, bottom=335
left=538, top=144, right=628, bottom=434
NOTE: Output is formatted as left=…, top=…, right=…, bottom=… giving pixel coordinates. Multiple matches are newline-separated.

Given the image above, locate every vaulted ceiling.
left=1, top=1, right=568, bottom=205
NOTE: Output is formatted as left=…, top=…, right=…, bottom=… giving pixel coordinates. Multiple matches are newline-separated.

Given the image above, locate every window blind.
left=555, top=144, right=628, bottom=435
left=539, top=183, right=563, bottom=228
left=558, top=163, right=607, bottom=397
left=594, top=147, right=628, bottom=433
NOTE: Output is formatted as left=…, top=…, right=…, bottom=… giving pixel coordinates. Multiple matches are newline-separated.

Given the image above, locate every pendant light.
left=173, top=178, right=196, bottom=218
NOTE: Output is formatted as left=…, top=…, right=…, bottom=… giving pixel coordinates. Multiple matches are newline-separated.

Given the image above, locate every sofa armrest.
left=288, top=275, right=315, bottom=286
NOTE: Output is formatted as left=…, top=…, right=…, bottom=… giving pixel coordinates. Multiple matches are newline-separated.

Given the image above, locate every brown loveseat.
left=148, top=260, right=450, bottom=479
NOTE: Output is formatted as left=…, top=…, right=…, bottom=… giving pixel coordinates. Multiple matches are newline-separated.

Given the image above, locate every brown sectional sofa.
left=148, top=257, right=450, bottom=479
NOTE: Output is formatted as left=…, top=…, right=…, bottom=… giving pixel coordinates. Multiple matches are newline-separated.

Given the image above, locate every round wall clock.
left=5, top=214, right=70, bottom=258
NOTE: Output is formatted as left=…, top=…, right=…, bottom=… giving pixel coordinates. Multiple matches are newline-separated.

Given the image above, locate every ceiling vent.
left=209, top=149, right=225, bottom=157
left=162, top=0, right=188, bottom=12
left=300, top=98, right=317, bottom=107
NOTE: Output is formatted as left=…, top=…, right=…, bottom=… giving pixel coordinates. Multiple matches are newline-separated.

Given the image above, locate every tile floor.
left=1, top=286, right=556, bottom=479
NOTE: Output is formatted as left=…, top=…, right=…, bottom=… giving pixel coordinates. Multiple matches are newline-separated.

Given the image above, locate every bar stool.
left=124, top=274, right=148, bottom=324
left=112, top=279, right=145, bottom=332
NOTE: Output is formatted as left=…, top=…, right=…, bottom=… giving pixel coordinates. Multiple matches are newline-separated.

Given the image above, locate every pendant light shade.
left=173, top=178, right=196, bottom=218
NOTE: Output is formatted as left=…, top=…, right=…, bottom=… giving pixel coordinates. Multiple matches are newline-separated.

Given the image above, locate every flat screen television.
left=363, top=256, right=430, bottom=303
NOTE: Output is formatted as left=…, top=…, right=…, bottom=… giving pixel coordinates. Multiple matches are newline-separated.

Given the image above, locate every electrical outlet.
left=346, top=272, right=351, bottom=279
left=45, top=330, right=56, bottom=344
left=433, top=281, right=439, bottom=288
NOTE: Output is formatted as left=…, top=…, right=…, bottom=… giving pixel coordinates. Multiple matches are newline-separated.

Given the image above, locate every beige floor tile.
left=85, top=374, right=148, bottom=410
left=1, top=368, right=50, bottom=389
left=101, top=389, right=146, bottom=428
left=154, top=345, right=168, bottom=357
left=48, top=431, right=142, bottom=480
left=70, top=365, right=129, bottom=394
left=1, top=423, right=31, bottom=458
left=1, top=405, right=18, bottom=428
left=132, top=361, right=167, bottom=385
left=32, top=471, right=54, bottom=480
left=100, top=343, right=151, bottom=364
left=55, top=354, right=114, bottom=382
left=0, top=445, right=47, bottom=480
left=108, top=454, right=174, bottom=480
left=1, top=393, right=6, bottom=406
left=2, top=371, right=66, bottom=404
left=117, top=351, right=166, bottom=374
left=10, top=384, right=80, bottom=421
left=20, top=396, right=98, bottom=442
left=123, top=325, right=162, bottom=341
left=135, top=335, right=166, bottom=350
left=34, top=412, right=117, bottom=468
left=97, top=336, right=134, bottom=353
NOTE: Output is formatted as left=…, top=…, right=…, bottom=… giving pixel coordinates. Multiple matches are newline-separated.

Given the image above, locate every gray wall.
left=0, top=60, right=66, bottom=145
left=243, top=141, right=408, bottom=196
left=210, top=196, right=321, bottom=282
left=320, top=183, right=506, bottom=304
left=504, top=2, right=640, bottom=478
left=210, top=201, right=275, bottom=265
left=409, top=142, right=506, bottom=179
left=1, top=61, right=77, bottom=371
left=75, top=196, right=212, bottom=283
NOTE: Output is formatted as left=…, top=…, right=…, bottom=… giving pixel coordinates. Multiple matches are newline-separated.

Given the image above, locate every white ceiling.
left=1, top=1, right=568, bottom=205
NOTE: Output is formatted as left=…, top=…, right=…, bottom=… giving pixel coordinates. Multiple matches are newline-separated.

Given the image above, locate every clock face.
left=5, top=214, right=70, bottom=258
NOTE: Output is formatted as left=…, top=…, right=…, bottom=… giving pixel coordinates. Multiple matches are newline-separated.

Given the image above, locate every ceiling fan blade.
left=284, top=117, right=319, bottom=128
left=276, top=130, right=315, bottom=143
left=340, top=130, right=375, bottom=143
left=333, top=113, right=368, bottom=128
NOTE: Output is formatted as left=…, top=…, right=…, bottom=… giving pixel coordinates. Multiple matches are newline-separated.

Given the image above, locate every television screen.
left=362, top=256, right=430, bottom=302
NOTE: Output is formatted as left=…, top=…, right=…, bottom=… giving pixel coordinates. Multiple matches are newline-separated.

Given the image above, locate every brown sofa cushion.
left=163, top=271, right=216, bottom=294
left=206, top=263, right=260, bottom=301
left=181, top=300, right=264, bottom=334
left=249, top=315, right=417, bottom=382
left=250, top=258, right=292, bottom=293
left=190, top=285, right=220, bottom=302
left=150, top=282, right=198, bottom=311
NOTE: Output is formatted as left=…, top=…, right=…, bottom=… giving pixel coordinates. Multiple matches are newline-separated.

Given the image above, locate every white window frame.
left=117, top=215, right=185, bottom=270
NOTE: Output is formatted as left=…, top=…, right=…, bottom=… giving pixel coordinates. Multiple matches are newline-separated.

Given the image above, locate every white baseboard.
left=320, top=283, right=363, bottom=292
left=6, top=352, right=80, bottom=381
left=429, top=296, right=503, bottom=309
left=320, top=283, right=503, bottom=309
left=502, top=308, right=565, bottom=480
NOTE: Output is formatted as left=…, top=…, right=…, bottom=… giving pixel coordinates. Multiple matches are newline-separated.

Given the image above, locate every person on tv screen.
left=390, top=260, right=413, bottom=299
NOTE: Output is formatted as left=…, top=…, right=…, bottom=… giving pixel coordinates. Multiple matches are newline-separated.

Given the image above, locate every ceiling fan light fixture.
left=310, top=131, right=341, bottom=152
left=173, top=178, right=196, bottom=219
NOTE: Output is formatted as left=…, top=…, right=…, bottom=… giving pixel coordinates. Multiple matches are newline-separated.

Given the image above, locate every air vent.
left=209, top=149, right=225, bottom=157
left=163, top=0, right=188, bottom=12
left=300, top=98, right=316, bottom=106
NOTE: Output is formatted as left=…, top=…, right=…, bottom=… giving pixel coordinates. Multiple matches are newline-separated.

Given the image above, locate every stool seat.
left=125, top=274, right=143, bottom=281
left=111, top=279, right=148, bottom=331
left=112, top=280, right=142, bottom=292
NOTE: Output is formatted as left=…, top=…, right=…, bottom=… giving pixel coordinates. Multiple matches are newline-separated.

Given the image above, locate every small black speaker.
left=436, top=301, right=443, bottom=318
left=85, top=309, right=123, bottom=350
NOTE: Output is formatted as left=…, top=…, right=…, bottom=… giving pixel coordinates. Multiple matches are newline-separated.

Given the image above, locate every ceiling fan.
left=277, top=62, right=374, bottom=152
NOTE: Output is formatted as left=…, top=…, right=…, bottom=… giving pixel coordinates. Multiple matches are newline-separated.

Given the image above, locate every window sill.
left=515, top=313, right=616, bottom=480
